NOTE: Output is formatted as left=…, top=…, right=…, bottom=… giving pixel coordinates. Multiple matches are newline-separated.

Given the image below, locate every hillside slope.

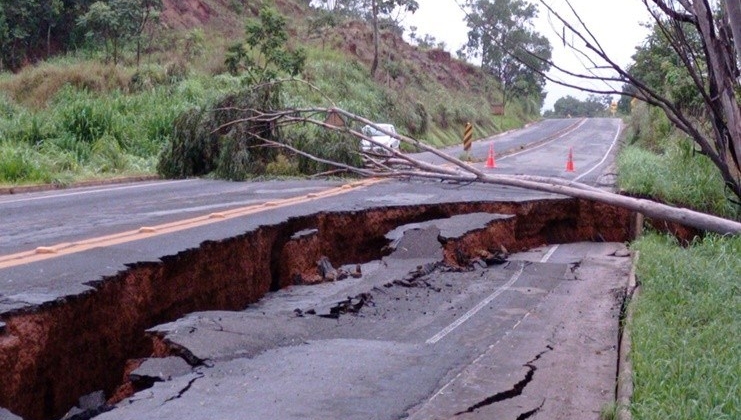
left=0, top=0, right=537, bottom=185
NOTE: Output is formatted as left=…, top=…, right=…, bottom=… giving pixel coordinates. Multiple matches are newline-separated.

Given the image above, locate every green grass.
left=617, top=140, right=740, bottom=219
left=629, top=233, right=740, bottom=419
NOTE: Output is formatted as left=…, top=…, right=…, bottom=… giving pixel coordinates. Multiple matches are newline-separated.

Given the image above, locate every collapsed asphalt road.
left=0, top=193, right=634, bottom=420
left=89, top=214, right=632, bottom=420
left=0, top=117, right=635, bottom=419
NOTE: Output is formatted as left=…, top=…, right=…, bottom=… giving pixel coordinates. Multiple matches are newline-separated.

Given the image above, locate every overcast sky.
left=406, top=0, right=652, bottom=111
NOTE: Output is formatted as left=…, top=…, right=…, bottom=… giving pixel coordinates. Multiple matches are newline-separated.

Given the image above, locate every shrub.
left=293, top=127, right=362, bottom=174
left=0, top=144, right=51, bottom=184
left=265, top=153, right=301, bottom=177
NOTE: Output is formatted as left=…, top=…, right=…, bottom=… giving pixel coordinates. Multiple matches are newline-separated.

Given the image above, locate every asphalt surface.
left=94, top=240, right=631, bottom=420
left=0, top=118, right=629, bottom=420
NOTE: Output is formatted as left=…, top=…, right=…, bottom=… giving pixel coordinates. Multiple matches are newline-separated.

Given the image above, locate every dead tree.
left=527, top=0, right=741, bottom=202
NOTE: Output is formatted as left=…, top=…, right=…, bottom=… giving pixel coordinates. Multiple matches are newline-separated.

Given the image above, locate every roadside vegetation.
left=0, top=0, right=547, bottom=186
left=611, top=9, right=741, bottom=418
left=619, top=106, right=741, bottom=417
left=629, top=233, right=740, bottom=420
left=619, top=102, right=740, bottom=220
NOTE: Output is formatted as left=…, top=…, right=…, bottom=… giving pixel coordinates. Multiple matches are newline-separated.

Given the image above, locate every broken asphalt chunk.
left=130, top=357, right=192, bottom=385
left=0, top=407, right=22, bottom=420
left=61, top=390, right=112, bottom=420
left=317, top=293, right=374, bottom=319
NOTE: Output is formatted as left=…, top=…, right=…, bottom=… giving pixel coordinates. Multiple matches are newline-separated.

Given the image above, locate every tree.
left=463, top=0, right=552, bottom=106
left=312, top=0, right=418, bottom=76
left=0, top=0, right=40, bottom=69
left=225, top=7, right=306, bottom=85
left=214, top=103, right=741, bottom=234
left=533, top=0, right=741, bottom=202
left=369, top=0, right=418, bottom=77
left=76, top=0, right=160, bottom=65
left=39, top=0, right=63, bottom=56
left=546, top=94, right=610, bottom=118
left=133, top=0, right=163, bottom=67
left=0, top=0, right=99, bottom=70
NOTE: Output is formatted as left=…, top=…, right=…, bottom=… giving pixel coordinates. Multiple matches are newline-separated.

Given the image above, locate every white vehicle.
left=360, top=124, right=400, bottom=152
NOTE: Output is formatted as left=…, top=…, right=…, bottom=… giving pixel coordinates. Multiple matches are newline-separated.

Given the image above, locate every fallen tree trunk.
left=221, top=104, right=741, bottom=235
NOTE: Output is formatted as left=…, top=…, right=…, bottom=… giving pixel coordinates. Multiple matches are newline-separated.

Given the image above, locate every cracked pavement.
left=96, top=222, right=631, bottom=420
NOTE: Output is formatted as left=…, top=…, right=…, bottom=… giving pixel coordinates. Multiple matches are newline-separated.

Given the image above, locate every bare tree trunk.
left=725, top=0, right=741, bottom=63
left=691, top=1, right=741, bottom=193
left=370, top=0, right=379, bottom=77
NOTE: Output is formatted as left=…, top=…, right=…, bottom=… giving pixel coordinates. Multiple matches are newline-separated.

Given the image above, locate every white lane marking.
left=417, top=309, right=532, bottom=413
left=574, top=121, right=622, bottom=182
left=512, top=312, right=531, bottom=330
left=0, top=179, right=198, bottom=204
left=541, top=244, right=559, bottom=263
left=499, top=119, right=588, bottom=161
left=426, top=262, right=526, bottom=345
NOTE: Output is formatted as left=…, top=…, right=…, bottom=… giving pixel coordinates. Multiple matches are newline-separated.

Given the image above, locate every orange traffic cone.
left=566, top=147, right=575, bottom=172
left=486, top=143, right=496, bottom=168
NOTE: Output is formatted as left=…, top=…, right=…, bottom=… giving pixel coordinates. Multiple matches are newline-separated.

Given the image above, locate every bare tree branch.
left=530, top=0, right=741, bottom=201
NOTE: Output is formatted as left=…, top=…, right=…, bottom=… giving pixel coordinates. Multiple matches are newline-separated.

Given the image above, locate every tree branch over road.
left=221, top=105, right=741, bottom=235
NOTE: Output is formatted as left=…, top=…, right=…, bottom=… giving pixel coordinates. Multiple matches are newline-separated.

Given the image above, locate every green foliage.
left=265, top=153, right=301, bottom=177
left=463, top=0, right=551, bottom=105
left=225, top=7, right=306, bottom=84
left=293, top=127, right=362, bottom=174
left=157, top=106, right=214, bottom=178
left=625, top=21, right=704, bottom=113
left=0, top=69, right=226, bottom=184
left=159, top=85, right=283, bottom=179
left=630, top=233, right=741, bottom=420
left=544, top=94, right=610, bottom=118
left=60, top=98, right=119, bottom=144
left=0, top=143, right=52, bottom=184
left=182, top=28, right=206, bottom=60
left=77, top=0, right=163, bottom=65
left=617, top=137, right=739, bottom=219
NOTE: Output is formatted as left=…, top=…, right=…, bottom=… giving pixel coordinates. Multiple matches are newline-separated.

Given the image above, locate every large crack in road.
left=455, top=345, right=553, bottom=416
left=0, top=198, right=632, bottom=420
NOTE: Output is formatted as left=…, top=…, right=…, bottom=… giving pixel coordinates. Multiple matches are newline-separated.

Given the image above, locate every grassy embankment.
left=0, top=4, right=533, bottom=187
left=616, top=102, right=740, bottom=419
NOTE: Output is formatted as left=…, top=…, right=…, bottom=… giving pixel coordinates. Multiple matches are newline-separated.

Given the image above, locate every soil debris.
left=316, top=256, right=354, bottom=282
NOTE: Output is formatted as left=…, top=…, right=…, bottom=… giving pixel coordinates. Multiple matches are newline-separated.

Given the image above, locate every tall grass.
left=630, top=233, right=741, bottom=420
left=0, top=63, right=243, bottom=184
left=617, top=134, right=739, bottom=219
left=0, top=143, right=52, bottom=184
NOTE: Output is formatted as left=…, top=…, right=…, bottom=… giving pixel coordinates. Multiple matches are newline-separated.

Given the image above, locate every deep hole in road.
left=0, top=198, right=632, bottom=420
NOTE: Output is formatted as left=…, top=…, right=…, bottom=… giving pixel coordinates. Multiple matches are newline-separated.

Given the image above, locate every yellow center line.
left=0, top=179, right=383, bottom=269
